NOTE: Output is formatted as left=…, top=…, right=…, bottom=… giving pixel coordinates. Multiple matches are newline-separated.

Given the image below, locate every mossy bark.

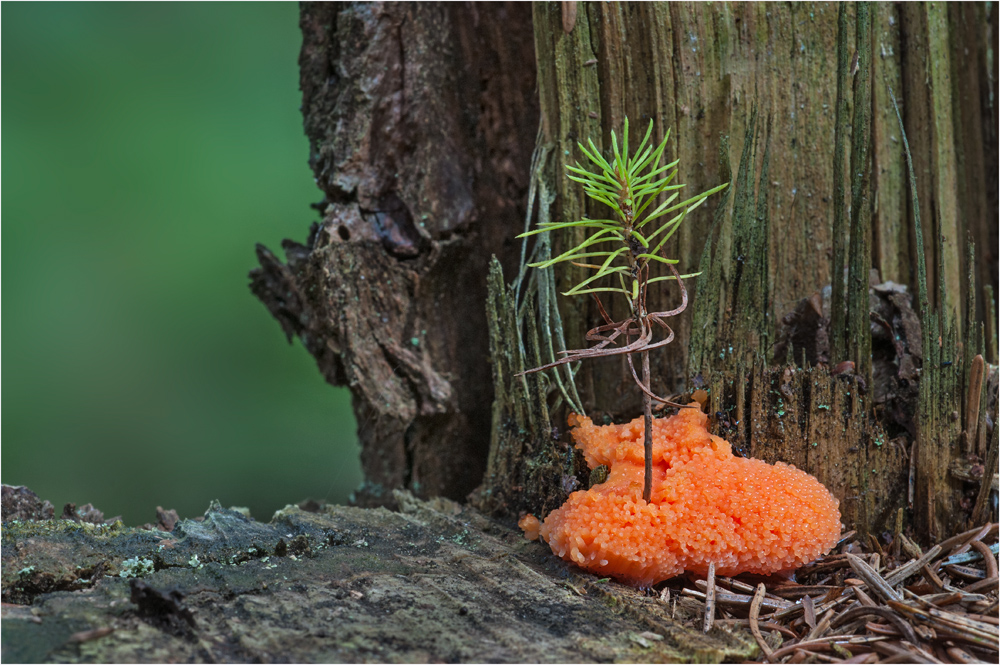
left=526, top=1, right=996, bottom=390
left=477, top=258, right=584, bottom=519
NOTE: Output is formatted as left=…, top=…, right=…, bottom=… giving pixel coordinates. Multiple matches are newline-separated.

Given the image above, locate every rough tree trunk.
left=252, top=2, right=998, bottom=540
left=252, top=2, right=539, bottom=505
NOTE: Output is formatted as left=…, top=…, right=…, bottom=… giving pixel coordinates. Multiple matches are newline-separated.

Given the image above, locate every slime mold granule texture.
left=539, top=407, right=842, bottom=586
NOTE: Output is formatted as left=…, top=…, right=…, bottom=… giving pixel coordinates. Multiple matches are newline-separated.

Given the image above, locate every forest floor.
left=661, top=521, right=998, bottom=663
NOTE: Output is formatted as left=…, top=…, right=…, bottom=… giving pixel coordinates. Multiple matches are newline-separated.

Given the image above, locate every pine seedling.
left=518, top=118, right=728, bottom=503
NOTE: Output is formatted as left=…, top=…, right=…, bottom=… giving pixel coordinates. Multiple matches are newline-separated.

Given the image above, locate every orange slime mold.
left=539, top=407, right=842, bottom=586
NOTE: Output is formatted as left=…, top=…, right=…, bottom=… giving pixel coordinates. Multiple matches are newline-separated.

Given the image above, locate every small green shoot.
left=519, top=118, right=727, bottom=301
left=517, top=118, right=728, bottom=503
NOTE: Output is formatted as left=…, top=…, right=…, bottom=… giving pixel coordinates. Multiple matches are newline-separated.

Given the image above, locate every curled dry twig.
left=520, top=263, right=688, bottom=407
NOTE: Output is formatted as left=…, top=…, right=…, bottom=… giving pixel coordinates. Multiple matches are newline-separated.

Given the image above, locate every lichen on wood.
left=1, top=487, right=756, bottom=663
left=829, top=2, right=852, bottom=367
left=845, top=2, right=874, bottom=390
left=478, top=257, right=583, bottom=519
left=688, top=106, right=771, bottom=377
left=871, top=4, right=908, bottom=288
left=890, top=88, right=998, bottom=540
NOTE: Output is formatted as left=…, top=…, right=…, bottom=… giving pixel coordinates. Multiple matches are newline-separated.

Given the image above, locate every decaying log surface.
left=531, top=2, right=996, bottom=399
left=1, top=486, right=755, bottom=663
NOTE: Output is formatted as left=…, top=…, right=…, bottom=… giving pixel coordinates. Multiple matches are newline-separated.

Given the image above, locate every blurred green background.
left=2, top=2, right=362, bottom=525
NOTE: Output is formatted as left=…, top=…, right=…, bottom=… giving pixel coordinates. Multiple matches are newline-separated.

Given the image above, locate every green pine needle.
left=517, top=118, right=728, bottom=300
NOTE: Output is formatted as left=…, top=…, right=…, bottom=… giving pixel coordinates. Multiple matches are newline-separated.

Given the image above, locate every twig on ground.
left=749, top=582, right=775, bottom=662
left=702, top=562, right=717, bottom=633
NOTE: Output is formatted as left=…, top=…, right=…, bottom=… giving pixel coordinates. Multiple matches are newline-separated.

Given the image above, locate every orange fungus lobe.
left=518, top=514, right=541, bottom=541
left=539, top=407, right=842, bottom=586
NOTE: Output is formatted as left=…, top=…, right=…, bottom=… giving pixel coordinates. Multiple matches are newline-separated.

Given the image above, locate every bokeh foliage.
left=2, top=2, right=361, bottom=524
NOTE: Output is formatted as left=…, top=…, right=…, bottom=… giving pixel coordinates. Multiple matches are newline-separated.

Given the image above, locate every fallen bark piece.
left=1, top=485, right=55, bottom=522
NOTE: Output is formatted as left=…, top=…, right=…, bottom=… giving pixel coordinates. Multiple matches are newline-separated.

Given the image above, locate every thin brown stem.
left=642, top=349, right=653, bottom=503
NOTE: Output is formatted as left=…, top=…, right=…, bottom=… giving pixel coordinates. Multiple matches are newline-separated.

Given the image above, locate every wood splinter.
left=703, top=561, right=717, bottom=633
left=963, top=354, right=984, bottom=453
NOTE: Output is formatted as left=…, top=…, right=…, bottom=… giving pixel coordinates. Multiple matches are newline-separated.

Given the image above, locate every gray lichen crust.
left=2, top=492, right=755, bottom=663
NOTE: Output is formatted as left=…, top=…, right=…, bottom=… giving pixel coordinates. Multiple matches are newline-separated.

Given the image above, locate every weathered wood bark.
left=253, top=2, right=997, bottom=540
left=527, top=0, right=996, bottom=396
left=1, top=487, right=755, bottom=663
left=252, top=3, right=539, bottom=505
left=478, top=259, right=583, bottom=518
